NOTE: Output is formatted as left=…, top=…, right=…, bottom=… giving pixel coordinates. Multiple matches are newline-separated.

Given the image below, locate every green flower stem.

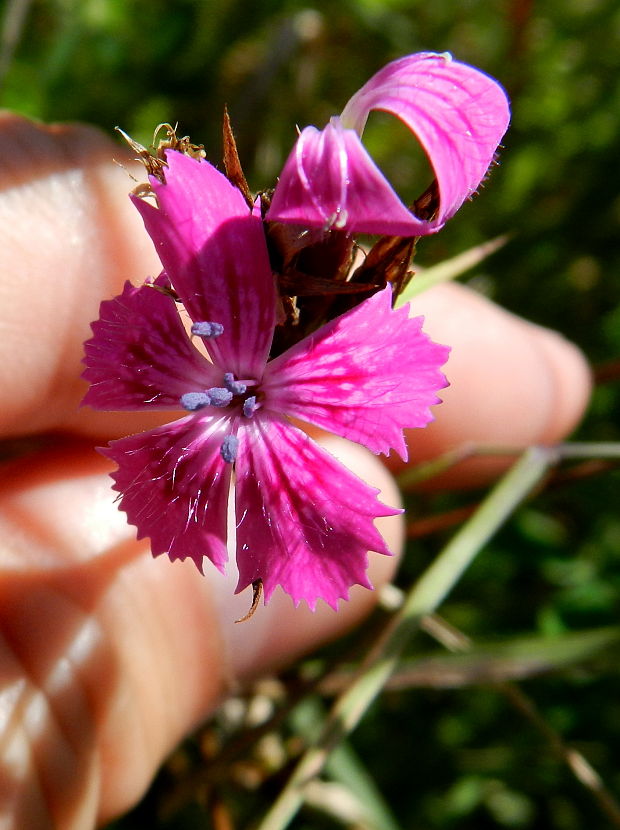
left=256, top=447, right=552, bottom=830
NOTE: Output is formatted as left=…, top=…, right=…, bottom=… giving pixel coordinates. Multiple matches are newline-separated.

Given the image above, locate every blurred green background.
left=2, top=0, right=619, bottom=828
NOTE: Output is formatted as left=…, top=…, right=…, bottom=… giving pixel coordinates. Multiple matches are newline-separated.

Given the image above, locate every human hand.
left=0, top=114, right=590, bottom=828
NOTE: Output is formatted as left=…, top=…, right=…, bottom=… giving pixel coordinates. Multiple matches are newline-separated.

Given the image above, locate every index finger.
left=0, top=113, right=162, bottom=438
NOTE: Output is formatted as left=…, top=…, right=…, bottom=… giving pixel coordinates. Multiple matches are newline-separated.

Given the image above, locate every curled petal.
left=267, top=52, right=510, bottom=235
left=263, top=287, right=449, bottom=461
left=102, top=416, right=233, bottom=571
left=133, top=151, right=275, bottom=378
left=234, top=416, right=399, bottom=610
left=266, top=121, right=421, bottom=235
left=341, top=52, right=511, bottom=227
left=82, top=279, right=219, bottom=410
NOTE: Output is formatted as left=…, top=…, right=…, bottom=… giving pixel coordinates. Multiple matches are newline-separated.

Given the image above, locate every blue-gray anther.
left=191, top=321, right=224, bottom=338
left=243, top=396, right=257, bottom=418
left=180, top=391, right=211, bottom=411
left=223, top=372, right=247, bottom=395
left=220, top=434, right=239, bottom=463
left=206, top=387, right=233, bottom=407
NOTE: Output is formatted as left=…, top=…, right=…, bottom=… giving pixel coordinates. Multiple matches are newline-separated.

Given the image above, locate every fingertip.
left=527, top=323, right=592, bottom=443
left=0, top=115, right=161, bottom=437
left=393, top=283, right=592, bottom=488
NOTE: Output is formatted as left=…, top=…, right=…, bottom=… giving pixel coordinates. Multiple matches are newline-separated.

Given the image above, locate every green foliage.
left=3, top=1, right=619, bottom=827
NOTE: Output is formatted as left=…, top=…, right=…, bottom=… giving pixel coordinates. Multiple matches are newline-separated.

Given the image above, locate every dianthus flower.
left=83, top=151, right=450, bottom=608
left=83, top=52, right=509, bottom=610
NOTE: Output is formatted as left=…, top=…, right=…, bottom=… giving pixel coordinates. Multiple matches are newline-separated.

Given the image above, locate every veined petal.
left=102, top=415, right=233, bottom=571
left=234, top=416, right=399, bottom=610
left=266, top=121, right=423, bottom=235
left=133, top=151, right=276, bottom=378
left=263, top=287, right=449, bottom=461
left=340, top=51, right=511, bottom=228
left=82, top=278, right=219, bottom=410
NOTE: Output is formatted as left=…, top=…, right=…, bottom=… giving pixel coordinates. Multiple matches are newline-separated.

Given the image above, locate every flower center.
left=179, top=375, right=259, bottom=414
left=180, top=323, right=261, bottom=463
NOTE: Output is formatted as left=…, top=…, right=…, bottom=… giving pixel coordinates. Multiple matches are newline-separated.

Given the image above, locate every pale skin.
left=0, top=114, right=592, bottom=829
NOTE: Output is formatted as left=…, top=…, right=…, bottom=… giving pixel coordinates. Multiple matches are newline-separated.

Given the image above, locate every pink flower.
left=266, top=52, right=510, bottom=236
left=83, top=151, right=449, bottom=609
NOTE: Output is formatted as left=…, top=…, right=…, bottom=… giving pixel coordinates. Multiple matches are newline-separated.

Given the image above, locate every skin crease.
left=0, top=114, right=591, bottom=828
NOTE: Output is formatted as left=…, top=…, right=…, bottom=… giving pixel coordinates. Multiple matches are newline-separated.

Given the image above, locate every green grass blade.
left=396, top=235, right=509, bottom=304
left=292, top=698, right=403, bottom=830
left=256, top=447, right=552, bottom=830
left=368, top=627, right=620, bottom=689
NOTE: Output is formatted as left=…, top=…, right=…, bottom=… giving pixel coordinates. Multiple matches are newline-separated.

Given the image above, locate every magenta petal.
left=133, top=151, right=276, bottom=378
left=263, top=287, right=449, bottom=461
left=102, top=416, right=233, bottom=571
left=234, top=416, right=399, bottom=610
left=82, top=279, right=219, bottom=410
left=266, top=121, right=423, bottom=235
left=340, top=51, right=511, bottom=228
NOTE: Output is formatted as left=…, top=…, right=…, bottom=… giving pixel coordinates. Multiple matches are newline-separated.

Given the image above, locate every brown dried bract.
left=412, top=178, right=440, bottom=224
left=342, top=178, right=441, bottom=308
left=222, top=107, right=254, bottom=209
left=279, top=271, right=379, bottom=297
left=235, top=580, right=264, bottom=623
left=351, top=235, right=417, bottom=306
left=265, top=181, right=441, bottom=331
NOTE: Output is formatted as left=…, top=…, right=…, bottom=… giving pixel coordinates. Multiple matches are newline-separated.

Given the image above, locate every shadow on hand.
left=0, top=440, right=145, bottom=827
